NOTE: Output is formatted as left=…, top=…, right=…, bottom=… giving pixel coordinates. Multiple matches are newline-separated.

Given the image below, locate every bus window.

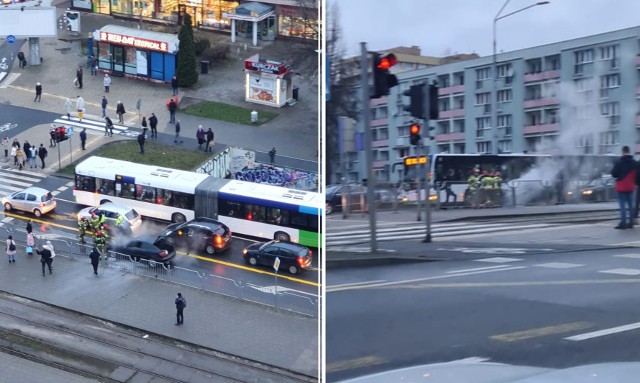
left=98, top=179, right=115, bottom=196
left=138, top=185, right=155, bottom=203
left=289, top=212, right=309, bottom=230
left=117, top=182, right=136, bottom=199
left=219, top=200, right=241, bottom=217
left=75, top=175, right=95, bottom=192
left=159, top=189, right=171, bottom=206
left=245, top=204, right=266, bottom=222
left=172, top=191, right=194, bottom=210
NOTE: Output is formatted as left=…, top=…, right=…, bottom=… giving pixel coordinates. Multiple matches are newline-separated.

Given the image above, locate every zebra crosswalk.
left=326, top=221, right=559, bottom=248
left=0, top=166, right=47, bottom=197
left=52, top=115, right=138, bottom=138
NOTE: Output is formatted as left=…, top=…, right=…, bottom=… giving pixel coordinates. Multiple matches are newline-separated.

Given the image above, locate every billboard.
left=0, top=8, right=57, bottom=37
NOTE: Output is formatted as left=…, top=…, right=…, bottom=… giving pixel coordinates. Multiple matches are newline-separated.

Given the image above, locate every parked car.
left=325, top=184, right=366, bottom=214
left=242, top=240, right=313, bottom=275
left=77, top=203, right=142, bottom=235
left=159, top=217, right=232, bottom=255
left=109, top=236, right=176, bottom=266
left=2, top=187, right=56, bottom=217
left=580, top=177, right=616, bottom=202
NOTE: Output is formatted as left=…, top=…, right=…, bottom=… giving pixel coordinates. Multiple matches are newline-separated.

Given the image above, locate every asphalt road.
left=326, top=219, right=640, bottom=382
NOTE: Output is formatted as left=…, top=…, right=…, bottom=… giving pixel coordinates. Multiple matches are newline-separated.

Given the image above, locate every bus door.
left=115, top=175, right=136, bottom=198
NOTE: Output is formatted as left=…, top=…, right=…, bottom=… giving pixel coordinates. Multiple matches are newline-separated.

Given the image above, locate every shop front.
left=92, top=25, right=179, bottom=83
left=227, top=2, right=275, bottom=47
left=244, top=53, right=292, bottom=108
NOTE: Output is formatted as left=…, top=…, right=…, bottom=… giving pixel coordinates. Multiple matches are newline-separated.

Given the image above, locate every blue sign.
left=7, top=35, right=15, bottom=44
left=67, top=126, right=74, bottom=136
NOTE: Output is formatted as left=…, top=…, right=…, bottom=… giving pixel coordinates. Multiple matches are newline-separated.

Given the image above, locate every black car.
left=242, top=240, right=312, bottom=275
left=159, top=217, right=232, bottom=255
left=325, top=184, right=366, bottom=214
left=580, top=177, right=616, bottom=202
left=110, top=236, right=176, bottom=266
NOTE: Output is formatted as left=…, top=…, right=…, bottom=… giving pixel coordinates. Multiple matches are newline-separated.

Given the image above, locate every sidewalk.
left=0, top=225, right=319, bottom=378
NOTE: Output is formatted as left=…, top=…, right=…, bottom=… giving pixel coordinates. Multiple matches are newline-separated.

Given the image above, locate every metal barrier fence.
left=1, top=223, right=319, bottom=318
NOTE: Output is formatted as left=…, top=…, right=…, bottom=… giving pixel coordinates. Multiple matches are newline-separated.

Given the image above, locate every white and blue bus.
left=74, top=157, right=322, bottom=247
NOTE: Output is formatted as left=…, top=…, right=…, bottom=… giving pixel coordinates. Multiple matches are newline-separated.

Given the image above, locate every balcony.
left=435, top=132, right=465, bottom=142
left=439, top=109, right=465, bottom=119
left=636, top=115, right=640, bottom=126
left=372, top=160, right=387, bottom=169
left=369, top=96, right=387, bottom=107
left=523, top=123, right=560, bottom=134
left=523, top=97, right=559, bottom=109
left=636, top=85, right=640, bottom=97
left=372, top=140, right=389, bottom=148
left=439, top=84, right=465, bottom=95
left=523, top=70, right=561, bottom=83
left=636, top=55, right=640, bottom=67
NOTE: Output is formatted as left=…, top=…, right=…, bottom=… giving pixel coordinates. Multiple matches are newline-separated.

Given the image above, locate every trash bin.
left=292, top=86, right=299, bottom=101
left=251, top=111, right=258, bottom=124
left=200, top=60, right=210, bottom=74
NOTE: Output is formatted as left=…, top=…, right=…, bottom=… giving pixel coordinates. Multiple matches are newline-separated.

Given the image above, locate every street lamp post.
left=491, top=0, right=549, bottom=155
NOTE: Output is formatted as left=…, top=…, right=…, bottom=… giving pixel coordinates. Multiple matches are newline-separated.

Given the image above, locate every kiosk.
left=92, top=25, right=179, bottom=83
left=244, top=54, right=293, bottom=108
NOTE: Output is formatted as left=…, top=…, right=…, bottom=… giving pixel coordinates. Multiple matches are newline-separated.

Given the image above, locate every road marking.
left=328, top=246, right=397, bottom=253
left=614, top=253, right=640, bottom=259
left=565, top=321, right=640, bottom=341
left=51, top=190, right=61, bottom=196
left=326, top=355, right=386, bottom=373
left=53, top=197, right=75, bottom=204
left=611, top=241, right=640, bottom=247
left=66, top=182, right=74, bottom=187
left=1, top=167, right=47, bottom=179
left=447, top=265, right=511, bottom=274
left=447, top=356, right=492, bottom=364
left=491, top=322, right=593, bottom=342
left=533, top=262, right=583, bottom=269
left=1, top=217, right=13, bottom=223
left=475, top=257, right=524, bottom=263
left=380, top=278, right=640, bottom=290
left=328, top=280, right=387, bottom=289
left=57, top=186, right=68, bottom=191
left=327, top=266, right=526, bottom=293
left=599, top=268, right=640, bottom=276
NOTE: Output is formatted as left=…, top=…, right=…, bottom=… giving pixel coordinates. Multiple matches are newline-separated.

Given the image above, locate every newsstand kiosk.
left=244, top=54, right=293, bottom=108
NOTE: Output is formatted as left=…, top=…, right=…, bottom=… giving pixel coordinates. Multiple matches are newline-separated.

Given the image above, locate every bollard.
left=251, top=110, right=258, bottom=124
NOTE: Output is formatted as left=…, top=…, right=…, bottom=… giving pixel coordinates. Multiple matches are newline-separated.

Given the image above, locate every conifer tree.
left=177, top=13, right=198, bottom=87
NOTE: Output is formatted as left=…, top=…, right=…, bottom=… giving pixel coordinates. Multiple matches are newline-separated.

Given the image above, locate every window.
left=26, top=194, right=36, bottom=202
left=171, top=191, right=194, bottom=210
left=497, top=63, right=512, bottom=78
left=245, top=204, right=266, bottom=222
left=138, top=185, right=155, bottom=203
left=476, top=141, right=490, bottom=153
left=497, top=89, right=512, bottom=102
left=476, top=117, right=491, bottom=130
left=219, top=199, right=241, bottom=217
left=476, top=92, right=490, bottom=105
left=601, top=73, right=620, bottom=88
left=12, top=193, right=25, bottom=200
left=575, top=49, right=594, bottom=64
left=98, top=179, right=115, bottom=196
left=476, top=67, right=490, bottom=80
left=498, top=114, right=512, bottom=128
left=600, top=131, right=618, bottom=146
left=600, top=102, right=620, bottom=116
left=600, top=45, right=618, bottom=60
left=574, top=78, right=593, bottom=92
left=75, top=175, right=96, bottom=192
left=116, top=181, right=136, bottom=199
left=267, top=207, right=289, bottom=225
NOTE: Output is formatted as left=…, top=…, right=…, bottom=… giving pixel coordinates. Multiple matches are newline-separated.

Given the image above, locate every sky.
left=329, top=0, right=640, bottom=58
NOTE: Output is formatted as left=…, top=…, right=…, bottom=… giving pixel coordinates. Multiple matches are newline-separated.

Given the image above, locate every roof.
left=235, top=1, right=273, bottom=16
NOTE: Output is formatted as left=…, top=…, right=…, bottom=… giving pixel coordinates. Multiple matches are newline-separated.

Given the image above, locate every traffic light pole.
left=423, top=84, right=432, bottom=243
left=360, top=42, right=377, bottom=252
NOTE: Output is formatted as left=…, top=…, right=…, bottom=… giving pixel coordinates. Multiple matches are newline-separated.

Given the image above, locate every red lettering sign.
left=99, top=32, right=169, bottom=53
left=244, top=60, right=290, bottom=75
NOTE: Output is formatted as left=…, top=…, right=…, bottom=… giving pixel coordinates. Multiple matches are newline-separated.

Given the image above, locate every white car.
left=77, top=202, right=142, bottom=234
left=2, top=187, right=57, bottom=217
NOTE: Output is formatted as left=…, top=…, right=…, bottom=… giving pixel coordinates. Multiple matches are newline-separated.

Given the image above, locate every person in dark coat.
left=89, top=246, right=100, bottom=276
left=36, top=244, right=53, bottom=276
left=168, top=98, right=177, bottom=124
left=80, top=128, right=87, bottom=150
left=116, top=101, right=126, bottom=124
left=23, top=141, right=31, bottom=161
left=205, top=128, right=214, bottom=152
left=104, top=116, right=114, bottom=137
left=38, top=144, right=47, bottom=169
left=175, top=292, right=186, bottom=325
left=171, top=75, right=178, bottom=96
left=137, top=129, right=146, bottom=154
left=26, top=219, right=32, bottom=234
left=612, top=145, right=637, bottom=229
left=101, top=96, right=108, bottom=118
left=76, top=66, right=83, bottom=89
left=34, top=82, right=42, bottom=102
left=149, top=113, right=158, bottom=138
left=174, top=120, right=182, bottom=143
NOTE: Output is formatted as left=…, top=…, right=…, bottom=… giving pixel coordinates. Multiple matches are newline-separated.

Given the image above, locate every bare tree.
left=280, top=0, right=320, bottom=82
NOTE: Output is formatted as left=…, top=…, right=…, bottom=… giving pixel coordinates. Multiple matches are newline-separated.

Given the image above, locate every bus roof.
left=75, top=156, right=211, bottom=194
left=219, top=180, right=321, bottom=210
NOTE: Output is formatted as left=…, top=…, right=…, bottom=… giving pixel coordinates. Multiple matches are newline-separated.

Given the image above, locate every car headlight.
left=242, top=249, right=247, bottom=255
left=582, top=190, right=593, bottom=196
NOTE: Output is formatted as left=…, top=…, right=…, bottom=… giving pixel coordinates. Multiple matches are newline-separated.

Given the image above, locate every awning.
left=226, top=2, right=275, bottom=22
left=93, top=25, right=180, bottom=54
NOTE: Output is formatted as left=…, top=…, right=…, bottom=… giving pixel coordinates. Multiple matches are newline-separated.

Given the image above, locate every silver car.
left=2, top=187, right=57, bottom=217
left=77, top=202, right=142, bottom=234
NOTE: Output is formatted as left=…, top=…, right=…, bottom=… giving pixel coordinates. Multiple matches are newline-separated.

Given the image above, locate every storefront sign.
left=99, top=31, right=169, bottom=53
left=244, top=60, right=290, bottom=75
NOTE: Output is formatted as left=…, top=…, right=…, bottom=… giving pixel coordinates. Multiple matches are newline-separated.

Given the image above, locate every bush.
left=194, top=39, right=211, bottom=56
left=203, top=43, right=231, bottom=62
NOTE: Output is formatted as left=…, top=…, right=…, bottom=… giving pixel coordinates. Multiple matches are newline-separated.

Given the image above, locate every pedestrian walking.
left=26, top=219, right=32, bottom=234
left=36, top=241, right=54, bottom=276
left=612, top=145, right=636, bottom=230
left=49, top=128, right=57, bottom=147
left=89, top=56, right=97, bottom=76
left=26, top=232, right=35, bottom=256
left=101, top=96, right=108, bottom=118
left=175, top=292, right=186, bottom=325
left=34, top=82, right=42, bottom=102
left=103, top=74, right=111, bottom=93
left=10, top=145, right=17, bottom=165
left=6, top=235, right=16, bottom=263
left=168, top=98, right=177, bottom=124
left=12, top=138, right=20, bottom=149
left=38, top=144, right=47, bottom=169
left=89, top=246, right=100, bottom=276
left=2, top=136, right=9, bottom=157
left=174, top=120, right=182, bottom=143
left=138, top=129, right=146, bottom=154
left=205, top=128, right=214, bottom=152
left=269, top=147, right=276, bottom=164
left=29, top=146, right=37, bottom=168
left=76, top=96, right=85, bottom=122
left=149, top=113, right=158, bottom=139
left=15, top=147, right=24, bottom=170
left=196, top=125, right=205, bottom=149
left=104, top=116, right=114, bottom=137
left=17, top=51, right=26, bottom=69
left=116, top=101, right=126, bottom=124
left=78, top=128, right=87, bottom=151
left=171, top=75, right=178, bottom=96
left=76, top=66, right=83, bottom=89
left=23, top=141, right=31, bottom=162
left=64, top=97, right=73, bottom=120
left=141, top=116, right=147, bottom=130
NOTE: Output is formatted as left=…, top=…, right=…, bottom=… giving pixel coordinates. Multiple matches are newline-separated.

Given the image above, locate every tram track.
left=0, top=291, right=315, bottom=383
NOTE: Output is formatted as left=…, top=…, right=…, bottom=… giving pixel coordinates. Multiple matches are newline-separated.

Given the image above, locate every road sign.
left=67, top=126, right=74, bottom=136
left=6, top=35, right=15, bottom=44
left=273, top=257, right=280, bottom=272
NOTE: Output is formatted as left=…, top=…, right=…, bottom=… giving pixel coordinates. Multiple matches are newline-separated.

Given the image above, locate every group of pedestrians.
left=4, top=222, right=55, bottom=276
left=4, top=138, right=48, bottom=170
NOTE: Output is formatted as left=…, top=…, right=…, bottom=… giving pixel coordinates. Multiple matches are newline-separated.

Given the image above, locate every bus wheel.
left=172, top=213, right=186, bottom=223
left=3, top=203, right=12, bottom=211
left=99, top=199, right=112, bottom=205
left=275, top=232, right=290, bottom=242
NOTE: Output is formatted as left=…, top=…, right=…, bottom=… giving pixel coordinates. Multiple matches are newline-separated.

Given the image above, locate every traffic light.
left=429, top=84, right=439, bottom=120
left=403, top=84, right=425, bottom=119
left=410, top=123, right=421, bottom=146
left=371, top=52, right=399, bottom=98
left=54, top=126, right=69, bottom=142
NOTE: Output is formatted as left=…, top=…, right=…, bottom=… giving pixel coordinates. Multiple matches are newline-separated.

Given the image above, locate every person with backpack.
left=175, top=292, right=187, bottom=325
left=6, top=235, right=17, bottom=263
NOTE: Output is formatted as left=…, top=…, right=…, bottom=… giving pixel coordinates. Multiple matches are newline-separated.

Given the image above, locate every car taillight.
left=309, top=250, right=312, bottom=257
left=214, top=235, right=222, bottom=245
left=159, top=250, right=168, bottom=258
left=297, top=257, right=304, bottom=266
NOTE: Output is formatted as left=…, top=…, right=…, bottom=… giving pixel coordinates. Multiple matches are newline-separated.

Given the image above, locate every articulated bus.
left=73, top=157, right=322, bottom=247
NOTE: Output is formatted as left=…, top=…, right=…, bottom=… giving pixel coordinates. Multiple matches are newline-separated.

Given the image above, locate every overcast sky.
left=330, top=0, right=640, bottom=58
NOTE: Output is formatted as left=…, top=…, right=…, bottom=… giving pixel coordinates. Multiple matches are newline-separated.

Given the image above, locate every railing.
left=0, top=229, right=319, bottom=318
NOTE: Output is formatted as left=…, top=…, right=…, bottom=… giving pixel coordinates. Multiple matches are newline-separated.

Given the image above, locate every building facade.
left=334, top=26, right=640, bottom=185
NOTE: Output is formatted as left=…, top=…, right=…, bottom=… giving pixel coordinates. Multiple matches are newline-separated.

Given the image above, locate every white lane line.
left=599, top=268, right=640, bottom=276
left=51, top=190, right=60, bottom=196
left=1, top=217, right=13, bottom=223
left=0, top=184, right=22, bottom=193
left=328, top=280, right=387, bottom=289
left=475, top=257, right=524, bottom=263
left=614, top=254, right=640, bottom=259
left=53, top=197, right=76, bottom=204
left=565, top=321, right=640, bottom=341
left=533, top=262, right=583, bottom=269
left=0, top=176, right=38, bottom=187
left=65, top=182, right=74, bottom=187
left=327, top=266, right=527, bottom=292
left=57, top=186, right=67, bottom=191
left=447, top=265, right=511, bottom=274
left=2, top=168, right=47, bottom=179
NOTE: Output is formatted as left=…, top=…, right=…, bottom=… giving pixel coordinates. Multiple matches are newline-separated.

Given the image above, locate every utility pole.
left=423, top=83, right=433, bottom=243
left=360, top=42, right=377, bottom=252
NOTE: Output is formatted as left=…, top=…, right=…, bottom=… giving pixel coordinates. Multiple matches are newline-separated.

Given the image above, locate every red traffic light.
left=376, top=54, right=397, bottom=70
left=410, top=124, right=420, bottom=135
